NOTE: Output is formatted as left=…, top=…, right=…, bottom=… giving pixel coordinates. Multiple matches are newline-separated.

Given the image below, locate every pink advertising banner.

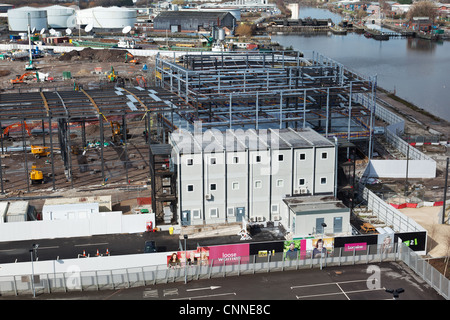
left=344, top=242, right=367, bottom=252
left=209, top=243, right=250, bottom=266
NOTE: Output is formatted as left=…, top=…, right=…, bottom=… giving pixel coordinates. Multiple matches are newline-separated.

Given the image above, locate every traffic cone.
left=106, top=248, right=110, bottom=256
left=82, top=250, right=86, bottom=257
left=96, top=249, right=100, bottom=256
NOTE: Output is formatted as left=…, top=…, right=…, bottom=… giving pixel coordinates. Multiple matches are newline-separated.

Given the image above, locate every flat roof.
left=170, top=127, right=335, bottom=154
left=283, top=195, right=348, bottom=214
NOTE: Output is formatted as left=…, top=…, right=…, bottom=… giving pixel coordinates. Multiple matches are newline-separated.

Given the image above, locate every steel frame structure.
left=0, top=85, right=192, bottom=197
left=155, top=50, right=377, bottom=145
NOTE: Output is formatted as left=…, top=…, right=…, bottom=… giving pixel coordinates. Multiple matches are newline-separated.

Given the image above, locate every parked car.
left=144, top=240, right=157, bottom=253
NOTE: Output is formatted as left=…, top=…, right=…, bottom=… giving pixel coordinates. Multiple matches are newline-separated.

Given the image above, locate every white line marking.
left=291, top=279, right=377, bottom=289
left=171, top=292, right=236, bottom=300
left=186, top=286, right=221, bottom=292
left=74, top=242, right=109, bottom=247
left=336, top=283, right=350, bottom=300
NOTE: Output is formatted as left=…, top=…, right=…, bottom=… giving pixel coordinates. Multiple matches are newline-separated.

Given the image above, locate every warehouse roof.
left=170, top=127, right=336, bottom=154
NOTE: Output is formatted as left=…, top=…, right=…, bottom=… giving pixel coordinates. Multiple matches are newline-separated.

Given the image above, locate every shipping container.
left=6, top=201, right=29, bottom=223
left=42, top=202, right=100, bottom=220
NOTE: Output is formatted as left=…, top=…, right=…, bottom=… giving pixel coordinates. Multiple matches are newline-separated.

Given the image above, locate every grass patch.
left=385, top=93, right=442, bottom=122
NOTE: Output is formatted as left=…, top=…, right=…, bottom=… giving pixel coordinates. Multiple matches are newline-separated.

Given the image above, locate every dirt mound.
left=0, top=70, right=11, bottom=77
left=59, top=48, right=130, bottom=63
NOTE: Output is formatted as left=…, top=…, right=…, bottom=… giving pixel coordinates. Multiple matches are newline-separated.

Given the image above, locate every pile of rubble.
left=58, top=48, right=130, bottom=63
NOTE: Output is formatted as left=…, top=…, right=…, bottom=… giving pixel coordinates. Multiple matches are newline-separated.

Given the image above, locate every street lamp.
left=29, top=243, right=39, bottom=298
left=184, top=234, right=188, bottom=284
left=320, top=223, right=327, bottom=270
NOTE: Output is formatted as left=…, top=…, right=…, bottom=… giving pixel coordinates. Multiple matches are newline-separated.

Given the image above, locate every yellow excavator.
left=107, top=66, right=117, bottom=82
left=110, top=121, right=129, bottom=143
left=31, top=145, right=51, bottom=158
left=30, top=165, right=44, bottom=184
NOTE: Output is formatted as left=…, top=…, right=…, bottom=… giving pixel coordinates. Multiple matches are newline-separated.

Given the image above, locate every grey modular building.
left=169, top=127, right=350, bottom=237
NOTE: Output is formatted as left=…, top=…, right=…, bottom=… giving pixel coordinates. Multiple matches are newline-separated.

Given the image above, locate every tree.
left=235, top=23, right=254, bottom=37
left=406, top=1, right=438, bottom=21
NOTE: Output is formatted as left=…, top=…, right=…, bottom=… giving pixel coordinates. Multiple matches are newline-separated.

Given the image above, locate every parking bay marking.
left=291, top=279, right=384, bottom=300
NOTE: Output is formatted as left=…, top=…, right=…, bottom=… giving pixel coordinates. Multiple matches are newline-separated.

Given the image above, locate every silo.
left=7, top=7, right=48, bottom=32
left=78, top=6, right=137, bottom=29
left=45, top=5, right=76, bottom=29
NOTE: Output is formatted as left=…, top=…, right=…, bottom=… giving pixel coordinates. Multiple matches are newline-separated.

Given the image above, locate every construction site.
left=0, top=47, right=448, bottom=248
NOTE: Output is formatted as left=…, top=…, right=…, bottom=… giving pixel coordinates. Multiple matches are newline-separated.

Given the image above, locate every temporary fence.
left=0, top=243, right=447, bottom=299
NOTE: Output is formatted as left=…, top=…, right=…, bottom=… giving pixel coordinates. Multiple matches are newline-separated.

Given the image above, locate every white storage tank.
left=44, top=5, right=76, bottom=29
left=7, top=7, right=48, bottom=32
left=6, top=201, right=29, bottom=223
left=77, top=6, right=137, bottom=29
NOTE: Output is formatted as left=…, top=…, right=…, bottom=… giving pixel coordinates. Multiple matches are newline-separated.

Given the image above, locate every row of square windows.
left=187, top=205, right=281, bottom=219
left=185, top=152, right=329, bottom=165
left=186, top=177, right=328, bottom=192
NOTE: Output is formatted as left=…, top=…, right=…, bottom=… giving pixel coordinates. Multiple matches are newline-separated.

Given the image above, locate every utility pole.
left=442, top=157, right=449, bottom=224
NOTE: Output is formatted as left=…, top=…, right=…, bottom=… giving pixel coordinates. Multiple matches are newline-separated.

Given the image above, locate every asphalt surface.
left=0, top=225, right=285, bottom=264
left=2, top=262, right=444, bottom=302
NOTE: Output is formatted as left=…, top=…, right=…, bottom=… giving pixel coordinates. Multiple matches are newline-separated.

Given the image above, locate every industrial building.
left=153, top=11, right=237, bottom=32
left=169, top=127, right=339, bottom=228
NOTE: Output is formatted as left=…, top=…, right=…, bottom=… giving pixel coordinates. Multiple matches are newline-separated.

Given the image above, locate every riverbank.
left=376, top=87, right=450, bottom=140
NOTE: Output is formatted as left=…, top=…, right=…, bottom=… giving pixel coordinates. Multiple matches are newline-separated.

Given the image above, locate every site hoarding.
left=165, top=231, right=427, bottom=269
left=284, top=238, right=334, bottom=260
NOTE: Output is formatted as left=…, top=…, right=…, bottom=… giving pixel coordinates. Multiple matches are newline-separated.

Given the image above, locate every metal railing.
left=0, top=243, right=447, bottom=299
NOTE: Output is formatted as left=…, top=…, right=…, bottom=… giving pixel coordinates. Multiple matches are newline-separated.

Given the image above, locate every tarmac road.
left=1, top=262, right=444, bottom=303
left=0, top=225, right=285, bottom=264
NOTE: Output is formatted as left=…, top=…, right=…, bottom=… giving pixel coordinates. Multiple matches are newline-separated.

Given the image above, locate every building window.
left=192, top=209, right=201, bottom=219
left=299, top=178, right=305, bottom=186
left=299, top=153, right=306, bottom=160
left=227, top=207, right=235, bottom=217
left=278, top=154, right=284, bottom=162
left=210, top=208, right=218, bottom=218
left=254, top=180, right=262, bottom=188
left=321, top=177, right=327, bottom=185
left=271, top=204, right=279, bottom=213
left=321, top=152, right=328, bottom=159
left=232, top=182, right=239, bottom=190
left=276, top=179, right=284, bottom=187
left=187, top=185, right=194, bottom=192
left=210, top=183, right=216, bottom=191
left=233, top=156, right=239, bottom=164
left=210, top=157, right=217, bottom=165
left=186, top=158, right=193, bottom=166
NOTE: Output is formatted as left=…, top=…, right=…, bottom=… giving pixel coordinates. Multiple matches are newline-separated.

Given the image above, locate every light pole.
left=30, top=243, right=39, bottom=298
left=184, top=234, right=188, bottom=284
left=320, top=223, right=327, bottom=270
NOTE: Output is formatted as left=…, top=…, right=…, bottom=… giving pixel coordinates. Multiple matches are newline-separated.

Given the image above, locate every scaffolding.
left=155, top=50, right=378, bottom=146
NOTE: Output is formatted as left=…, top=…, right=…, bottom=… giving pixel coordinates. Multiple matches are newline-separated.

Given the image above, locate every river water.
left=271, top=7, right=450, bottom=122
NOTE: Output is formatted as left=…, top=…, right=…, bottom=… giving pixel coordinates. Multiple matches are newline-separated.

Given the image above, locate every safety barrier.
left=0, top=243, right=447, bottom=299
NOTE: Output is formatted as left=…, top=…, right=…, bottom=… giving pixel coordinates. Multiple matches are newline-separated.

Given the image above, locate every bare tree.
left=406, top=1, right=438, bottom=21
